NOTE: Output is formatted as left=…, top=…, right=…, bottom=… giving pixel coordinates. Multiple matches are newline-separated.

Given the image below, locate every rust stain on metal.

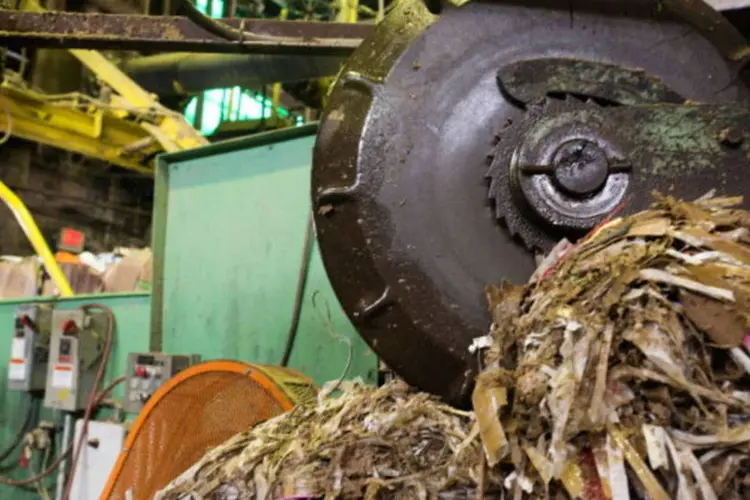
left=0, top=11, right=371, bottom=54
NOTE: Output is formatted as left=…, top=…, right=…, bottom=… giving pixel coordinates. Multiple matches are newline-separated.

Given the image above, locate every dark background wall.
left=0, top=4, right=153, bottom=256
left=0, top=142, right=152, bottom=255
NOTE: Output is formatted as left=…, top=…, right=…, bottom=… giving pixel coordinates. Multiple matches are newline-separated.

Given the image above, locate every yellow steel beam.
left=0, top=2, right=206, bottom=297
left=0, top=181, right=74, bottom=297
left=337, top=0, right=359, bottom=23
left=22, top=0, right=208, bottom=154
left=0, top=79, right=160, bottom=174
left=68, top=49, right=208, bottom=152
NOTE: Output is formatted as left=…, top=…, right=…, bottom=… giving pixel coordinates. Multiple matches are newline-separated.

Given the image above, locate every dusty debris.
left=155, top=380, right=504, bottom=499
left=476, top=194, right=750, bottom=499
left=156, top=195, right=749, bottom=500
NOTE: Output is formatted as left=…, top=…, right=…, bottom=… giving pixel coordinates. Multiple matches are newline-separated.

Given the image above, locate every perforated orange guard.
left=101, top=360, right=316, bottom=500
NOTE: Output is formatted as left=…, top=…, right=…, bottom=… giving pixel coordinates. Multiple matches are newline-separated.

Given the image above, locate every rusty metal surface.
left=492, top=97, right=750, bottom=251
left=497, top=58, right=686, bottom=106
left=0, top=10, right=371, bottom=54
left=489, top=59, right=685, bottom=251
left=312, top=0, right=750, bottom=405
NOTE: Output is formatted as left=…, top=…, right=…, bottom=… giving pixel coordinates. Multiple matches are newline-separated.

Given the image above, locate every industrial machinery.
left=312, top=0, right=750, bottom=405
left=6, top=305, right=52, bottom=392
left=3, top=1, right=750, bottom=497
left=43, top=308, right=109, bottom=411
left=102, top=360, right=316, bottom=499
left=123, top=352, right=201, bottom=413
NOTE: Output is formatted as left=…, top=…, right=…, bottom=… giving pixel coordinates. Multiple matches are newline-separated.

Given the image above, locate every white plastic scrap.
left=663, top=431, right=693, bottom=500
left=503, top=472, right=533, bottom=493
left=729, top=347, right=750, bottom=375
left=468, top=335, right=493, bottom=354
left=682, top=449, right=719, bottom=500
left=529, top=238, right=573, bottom=283
left=642, top=425, right=669, bottom=470
left=639, top=268, right=735, bottom=302
left=606, top=434, right=630, bottom=500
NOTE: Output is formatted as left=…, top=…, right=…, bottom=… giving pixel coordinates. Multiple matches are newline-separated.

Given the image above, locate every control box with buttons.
left=7, top=305, right=53, bottom=392
left=43, top=309, right=108, bottom=411
left=123, top=352, right=200, bottom=413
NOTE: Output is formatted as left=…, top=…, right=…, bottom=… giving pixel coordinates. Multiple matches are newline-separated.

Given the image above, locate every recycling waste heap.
left=157, top=194, right=750, bottom=499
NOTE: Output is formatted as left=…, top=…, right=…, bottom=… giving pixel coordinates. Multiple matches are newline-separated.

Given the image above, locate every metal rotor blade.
left=312, top=0, right=750, bottom=404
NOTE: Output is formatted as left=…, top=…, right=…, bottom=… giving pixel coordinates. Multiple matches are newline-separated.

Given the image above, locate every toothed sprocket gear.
left=486, top=96, right=625, bottom=252
left=313, top=0, right=750, bottom=404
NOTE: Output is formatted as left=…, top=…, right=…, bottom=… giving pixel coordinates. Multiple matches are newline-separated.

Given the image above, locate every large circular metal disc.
left=312, top=0, right=750, bottom=404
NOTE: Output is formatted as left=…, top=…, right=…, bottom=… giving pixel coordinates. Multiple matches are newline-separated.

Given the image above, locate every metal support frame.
left=0, top=1, right=211, bottom=172
left=20, top=0, right=208, bottom=154
left=0, top=78, right=161, bottom=172
left=0, top=4, right=369, bottom=272
left=0, top=10, right=371, bottom=54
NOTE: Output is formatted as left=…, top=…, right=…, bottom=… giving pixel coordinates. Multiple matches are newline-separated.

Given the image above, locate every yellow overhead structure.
left=338, top=0, right=360, bottom=23
left=66, top=48, right=208, bottom=153
left=0, top=76, right=161, bottom=174
left=0, top=0, right=207, bottom=293
left=0, top=0, right=209, bottom=174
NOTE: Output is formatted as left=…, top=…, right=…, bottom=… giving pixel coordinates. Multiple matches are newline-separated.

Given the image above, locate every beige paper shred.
left=472, top=379, right=509, bottom=466
left=592, top=441, right=614, bottom=500
left=606, top=433, right=630, bottom=500
left=474, top=195, right=749, bottom=498
left=642, top=425, right=669, bottom=471
left=156, top=381, right=503, bottom=499
left=609, top=428, right=670, bottom=500
left=156, top=195, right=750, bottom=500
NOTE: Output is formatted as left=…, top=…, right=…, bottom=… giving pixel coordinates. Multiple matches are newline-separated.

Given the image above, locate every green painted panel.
left=0, top=293, right=150, bottom=499
left=153, top=126, right=377, bottom=386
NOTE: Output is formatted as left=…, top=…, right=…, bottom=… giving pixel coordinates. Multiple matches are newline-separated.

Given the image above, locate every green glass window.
left=183, top=1, right=293, bottom=135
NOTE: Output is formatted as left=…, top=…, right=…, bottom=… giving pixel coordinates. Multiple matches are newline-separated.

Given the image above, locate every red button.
left=62, top=320, right=79, bottom=335
left=60, top=228, right=84, bottom=249
left=134, top=366, right=148, bottom=378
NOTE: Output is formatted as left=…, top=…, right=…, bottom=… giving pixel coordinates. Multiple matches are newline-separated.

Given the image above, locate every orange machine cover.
left=101, top=360, right=316, bottom=499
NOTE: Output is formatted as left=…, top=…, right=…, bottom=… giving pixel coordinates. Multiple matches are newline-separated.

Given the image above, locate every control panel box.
left=7, top=305, right=53, bottom=392
left=44, top=309, right=108, bottom=411
left=123, top=352, right=200, bottom=413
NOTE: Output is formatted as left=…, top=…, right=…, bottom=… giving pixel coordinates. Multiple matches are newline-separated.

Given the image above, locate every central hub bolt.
left=552, top=139, right=609, bottom=197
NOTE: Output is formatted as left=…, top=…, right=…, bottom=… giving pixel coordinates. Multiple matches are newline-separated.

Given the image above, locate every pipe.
left=88, top=0, right=141, bottom=14
left=122, top=53, right=345, bottom=96
left=54, top=414, right=72, bottom=500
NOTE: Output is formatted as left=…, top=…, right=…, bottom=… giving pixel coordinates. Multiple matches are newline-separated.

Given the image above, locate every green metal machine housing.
left=0, top=124, right=376, bottom=499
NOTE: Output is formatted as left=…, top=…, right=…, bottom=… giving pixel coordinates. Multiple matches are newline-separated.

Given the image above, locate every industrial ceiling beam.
left=0, top=10, right=371, bottom=55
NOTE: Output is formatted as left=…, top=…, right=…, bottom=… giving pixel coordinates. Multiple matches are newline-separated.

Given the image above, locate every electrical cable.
left=0, top=443, right=71, bottom=487
left=177, top=0, right=316, bottom=43
left=0, top=394, right=35, bottom=464
left=179, top=0, right=243, bottom=41
left=0, top=375, right=125, bottom=487
left=311, top=290, right=353, bottom=396
left=281, top=211, right=315, bottom=367
left=0, top=100, right=13, bottom=146
left=61, top=303, right=116, bottom=500
left=33, top=444, right=52, bottom=500
left=94, top=376, right=127, bottom=405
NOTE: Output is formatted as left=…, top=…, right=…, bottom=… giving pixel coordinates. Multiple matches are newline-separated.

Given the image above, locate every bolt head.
left=552, top=139, right=610, bottom=196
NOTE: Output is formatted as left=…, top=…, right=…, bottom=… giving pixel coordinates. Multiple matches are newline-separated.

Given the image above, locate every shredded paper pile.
left=475, top=194, right=750, bottom=499
left=158, top=195, right=749, bottom=499
left=156, top=381, right=503, bottom=499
